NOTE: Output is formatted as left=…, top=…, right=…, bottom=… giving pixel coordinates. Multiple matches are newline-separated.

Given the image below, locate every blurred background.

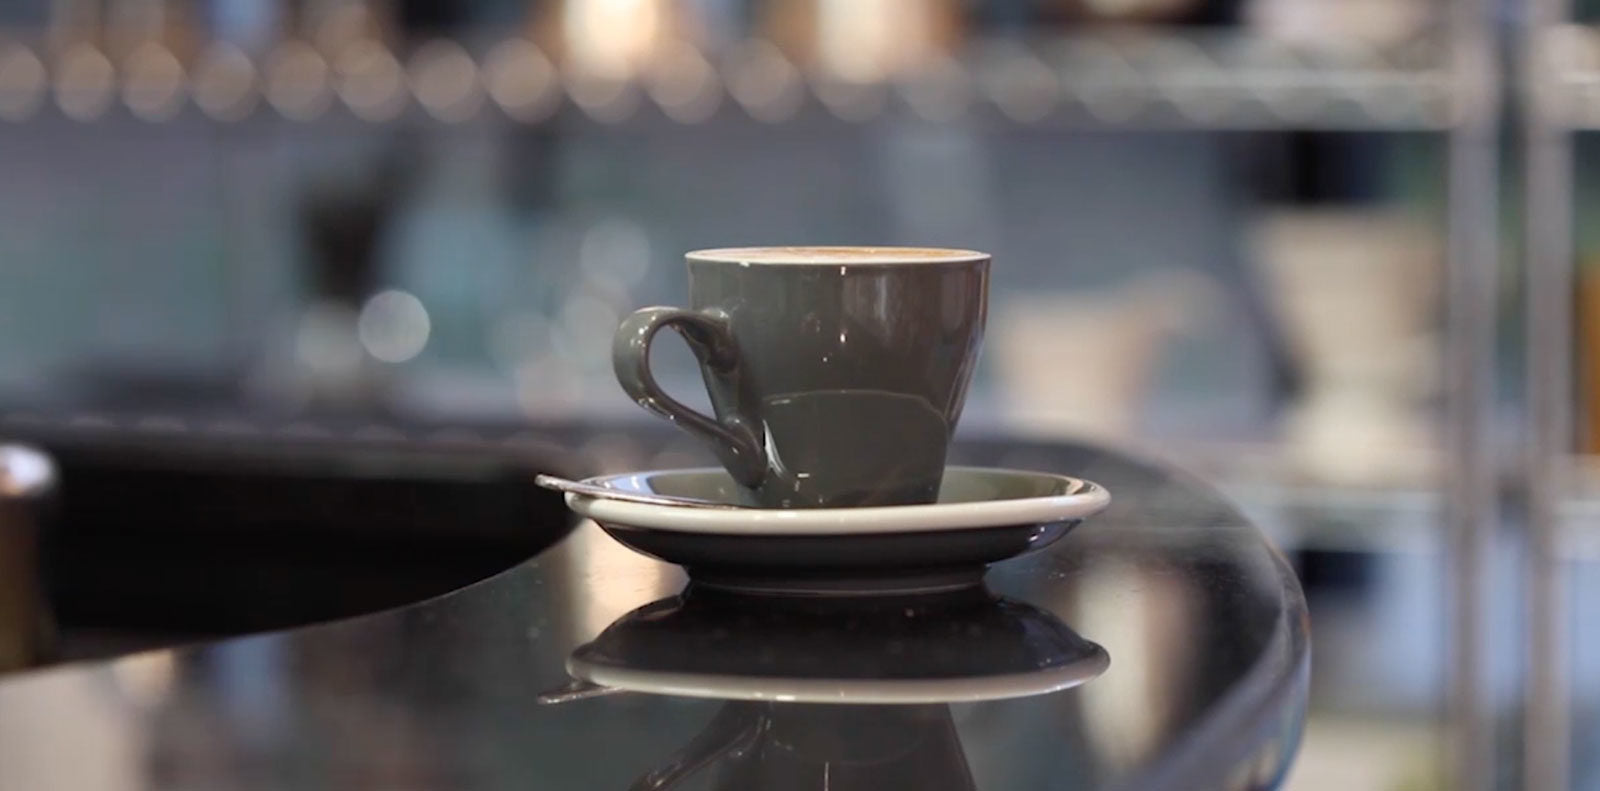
left=0, top=0, right=1595, bottom=788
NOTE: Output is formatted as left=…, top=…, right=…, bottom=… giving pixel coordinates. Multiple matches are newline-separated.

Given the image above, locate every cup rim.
left=686, top=246, right=989, bottom=265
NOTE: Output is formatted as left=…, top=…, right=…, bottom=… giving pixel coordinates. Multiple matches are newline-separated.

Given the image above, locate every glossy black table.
left=0, top=439, right=1308, bottom=791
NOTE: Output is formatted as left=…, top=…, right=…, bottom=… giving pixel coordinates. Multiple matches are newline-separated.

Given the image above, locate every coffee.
left=689, top=246, right=989, bottom=263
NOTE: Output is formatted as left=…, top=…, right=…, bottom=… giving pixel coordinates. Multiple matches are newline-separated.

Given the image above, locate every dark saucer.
left=564, top=467, right=1110, bottom=596
left=600, top=521, right=1072, bottom=595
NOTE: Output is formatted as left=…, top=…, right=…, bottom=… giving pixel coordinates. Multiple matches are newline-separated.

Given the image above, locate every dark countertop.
left=0, top=440, right=1308, bottom=791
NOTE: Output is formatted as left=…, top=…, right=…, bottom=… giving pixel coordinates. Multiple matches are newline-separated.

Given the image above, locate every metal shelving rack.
left=0, top=32, right=1457, bottom=129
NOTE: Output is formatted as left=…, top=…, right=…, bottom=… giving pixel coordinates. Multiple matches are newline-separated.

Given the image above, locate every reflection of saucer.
left=567, top=586, right=1109, bottom=704
left=564, top=467, right=1109, bottom=595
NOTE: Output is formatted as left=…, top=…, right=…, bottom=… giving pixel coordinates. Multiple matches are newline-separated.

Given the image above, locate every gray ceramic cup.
left=613, top=246, right=989, bottom=508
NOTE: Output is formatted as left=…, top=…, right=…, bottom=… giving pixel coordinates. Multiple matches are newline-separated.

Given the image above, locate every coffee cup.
left=613, top=246, right=989, bottom=508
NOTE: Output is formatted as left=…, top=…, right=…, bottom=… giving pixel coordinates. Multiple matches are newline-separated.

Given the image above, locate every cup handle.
left=613, top=307, right=766, bottom=487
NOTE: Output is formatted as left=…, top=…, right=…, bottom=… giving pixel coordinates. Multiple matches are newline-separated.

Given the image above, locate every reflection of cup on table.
left=643, top=702, right=975, bottom=791
left=557, top=585, right=1107, bottom=790
left=613, top=246, right=989, bottom=508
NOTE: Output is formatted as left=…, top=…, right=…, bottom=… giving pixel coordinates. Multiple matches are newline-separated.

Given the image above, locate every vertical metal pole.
left=1523, top=0, right=1574, bottom=789
left=1444, top=0, right=1501, bottom=788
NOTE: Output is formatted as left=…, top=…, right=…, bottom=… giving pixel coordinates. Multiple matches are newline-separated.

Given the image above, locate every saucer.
left=566, top=586, right=1110, bottom=704
left=562, top=466, right=1110, bottom=595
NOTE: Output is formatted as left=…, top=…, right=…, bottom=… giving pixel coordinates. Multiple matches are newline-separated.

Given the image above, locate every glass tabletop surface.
left=0, top=441, right=1307, bottom=791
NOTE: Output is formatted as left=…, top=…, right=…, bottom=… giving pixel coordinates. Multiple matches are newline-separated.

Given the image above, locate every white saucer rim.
left=566, top=647, right=1110, bottom=705
left=564, top=466, right=1111, bottom=536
